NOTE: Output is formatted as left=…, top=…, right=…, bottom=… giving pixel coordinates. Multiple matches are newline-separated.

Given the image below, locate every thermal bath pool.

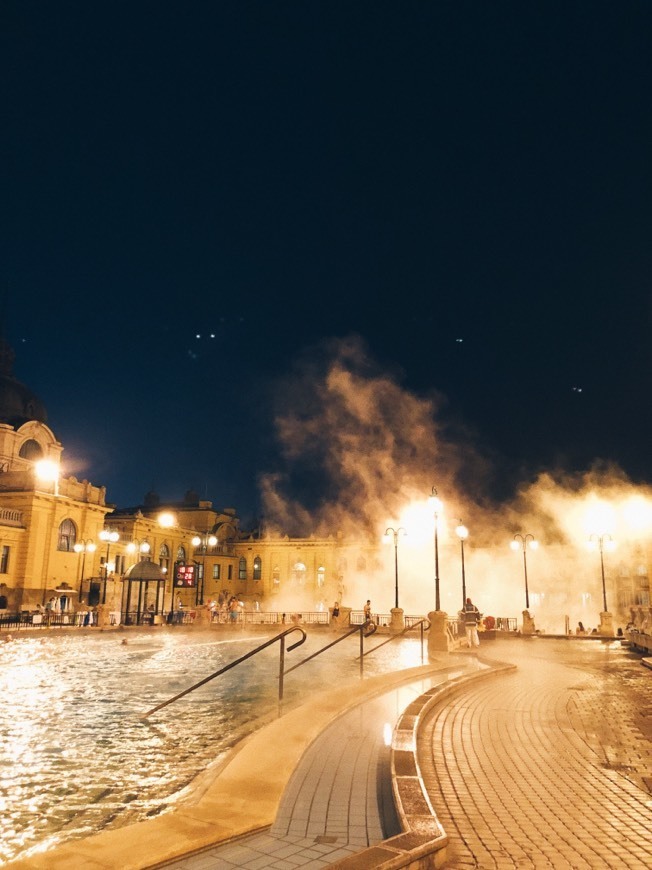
left=0, top=627, right=427, bottom=864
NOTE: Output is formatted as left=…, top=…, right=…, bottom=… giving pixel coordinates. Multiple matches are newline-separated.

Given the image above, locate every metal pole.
left=394, top=534, right=399, bottom=609
left=523, top=547, right=529, bottom=609
left=102, top=543, right=110, bottom=605
left=278, top=634, right=286, bottom=712
left=460, top=538, right=466, bottom=608
left=600, top=542, right=608, bottom=612
left=78, top=549, right=86, bottom=599
left=434, top=513, right=440, bottom=611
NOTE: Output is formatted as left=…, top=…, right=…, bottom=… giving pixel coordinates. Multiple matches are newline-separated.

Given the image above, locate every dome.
left=0, top=338, right=48, bottom=426
left=123, top=561, right=166, bottom=581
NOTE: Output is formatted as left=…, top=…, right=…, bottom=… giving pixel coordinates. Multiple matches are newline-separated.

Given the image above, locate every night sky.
left=5, top=2, right=652, bottom=526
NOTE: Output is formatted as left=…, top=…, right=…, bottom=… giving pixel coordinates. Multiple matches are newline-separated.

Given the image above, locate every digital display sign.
left=174, top=564, right=196, bottom=587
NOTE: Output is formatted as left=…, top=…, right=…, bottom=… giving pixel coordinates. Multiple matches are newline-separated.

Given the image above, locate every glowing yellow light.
left=622, top=496, right=652, bottom=533
left=158, top=511, right=176, bottom=528
left=584, top=502, right=615, bottom=536
left=34, top=459, right=59, bottom=483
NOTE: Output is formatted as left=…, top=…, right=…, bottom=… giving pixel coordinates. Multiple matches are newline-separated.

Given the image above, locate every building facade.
left=0, top=335, right=649, bottom=626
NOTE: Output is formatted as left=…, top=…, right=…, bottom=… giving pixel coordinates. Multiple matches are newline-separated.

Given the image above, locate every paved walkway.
left=162, top=638, right=651, bottom=870
left=424, top=639, right=652, bottom=869
left=161, top=665, right=476, bottom=869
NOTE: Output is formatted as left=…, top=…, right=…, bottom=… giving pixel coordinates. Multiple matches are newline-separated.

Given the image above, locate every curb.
left=329, top=659, right=517, bottom=870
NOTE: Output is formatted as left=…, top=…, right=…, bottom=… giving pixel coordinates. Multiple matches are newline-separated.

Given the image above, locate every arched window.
left=177, top=546, right=186, bottom=561
left=238, top=557, right=247, bottom=580
left=291, top=562, right=306, bottom=586
left=159, top=543, right=170, bottom=574
left=317, top=566, right=325, bottom=588
left=19, top=439, right=43, bottom=460
left=253, top=556, right=262, bottom=580
left=273, top=566, right=280, bottom=587
left=58, top=519, right=77, bottom=552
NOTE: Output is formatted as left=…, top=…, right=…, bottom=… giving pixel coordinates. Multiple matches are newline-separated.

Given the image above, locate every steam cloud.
left=259, top=336, right=651, bottom=632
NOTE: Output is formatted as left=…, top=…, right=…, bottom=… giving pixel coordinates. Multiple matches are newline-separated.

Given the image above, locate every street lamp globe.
left=126, top=540, right=150, bottom=556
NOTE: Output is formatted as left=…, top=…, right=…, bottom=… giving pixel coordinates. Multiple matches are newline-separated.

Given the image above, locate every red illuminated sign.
left=175, top=564, right=196, bottom=587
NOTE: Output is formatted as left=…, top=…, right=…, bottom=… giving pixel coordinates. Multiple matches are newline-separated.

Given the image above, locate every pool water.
left=0, top=627, right=426, bottom=864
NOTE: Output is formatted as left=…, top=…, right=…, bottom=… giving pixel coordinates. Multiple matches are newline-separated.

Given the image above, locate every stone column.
left=390, top=607, right=405, bottom=632
left=427, top=610, right=451, bottom=656
left=522, top=609, right=536, bottom=635
left=598, top=611, right=614, bottom=636
left=96, top=604, right=112, bottom=629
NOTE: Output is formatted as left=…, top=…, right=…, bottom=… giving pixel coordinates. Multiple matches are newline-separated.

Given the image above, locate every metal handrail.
left=360, top=618, right=431, bottom=664
left=283, top=622, right=378, bottom=680
left=141, top=625, right=307, bottom=718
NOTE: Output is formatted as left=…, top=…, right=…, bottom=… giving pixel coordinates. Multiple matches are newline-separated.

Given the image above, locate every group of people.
left=208, top=592, right=244, bottom=623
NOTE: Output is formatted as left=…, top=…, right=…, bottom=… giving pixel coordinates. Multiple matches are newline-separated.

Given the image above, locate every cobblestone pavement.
left=419, top=638, right=652, bottom=869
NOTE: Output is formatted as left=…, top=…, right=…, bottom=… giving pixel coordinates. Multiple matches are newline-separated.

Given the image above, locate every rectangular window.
left=228, top=564, right=233, bottom=581
left=212, top=564, right=221, bottom=580
left=0, top=546, right=9, bottom=573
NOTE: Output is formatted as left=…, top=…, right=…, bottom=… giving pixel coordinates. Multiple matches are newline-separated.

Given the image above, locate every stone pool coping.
left=6, top=660, right=459, bottom=870
left=328, top=661, right=516, bottom=869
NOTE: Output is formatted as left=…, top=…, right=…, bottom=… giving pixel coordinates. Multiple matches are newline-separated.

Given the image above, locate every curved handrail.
left=284, top=622, right=377, bottom=679
left=141, top=625, right=307, bottom=718
left=360, top=617, right=431, bottom=663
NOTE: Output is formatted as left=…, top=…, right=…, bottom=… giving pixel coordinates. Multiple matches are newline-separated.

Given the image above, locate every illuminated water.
left=0, top=627, right=426, bottom=864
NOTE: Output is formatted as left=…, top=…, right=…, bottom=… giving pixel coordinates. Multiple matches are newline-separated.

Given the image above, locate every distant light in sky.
left=455, top=338, right=463, bottom=343
left=572, top=386, right=583, bottom=392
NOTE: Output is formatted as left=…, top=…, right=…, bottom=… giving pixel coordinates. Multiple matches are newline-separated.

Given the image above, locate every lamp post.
left=429, top=487, right=443, bottom=610
left=99, top=529, right=119, bottom=605
left=191, top=533, right=217, bottom=605
left=383, top=527, right=406, bottom=609
left=510, top=533, right=538, bottom=609
left=73, top=540, right=97, bottom=599
left=126, top=539, right=151, bottom=564
left=455, top=521, right=468, bottom=608
left=588, top=533, right=615, bottom=614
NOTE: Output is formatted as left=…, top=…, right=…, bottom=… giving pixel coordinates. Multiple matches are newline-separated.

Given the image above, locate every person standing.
left=362, top=599, right=376, bottom=635
left=462, top=597, right=481, bottom=648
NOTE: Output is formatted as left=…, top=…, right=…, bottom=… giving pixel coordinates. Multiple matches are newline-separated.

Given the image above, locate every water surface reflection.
left=0, top=627, right=425, bottom=863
